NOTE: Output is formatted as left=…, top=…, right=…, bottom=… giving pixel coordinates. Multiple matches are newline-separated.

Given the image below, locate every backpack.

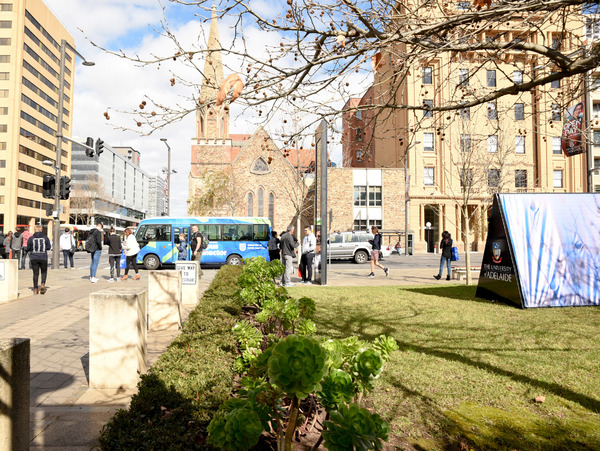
left=200, top=232, right=209, bottom=250
left=85, top=233, right=97, bottom=253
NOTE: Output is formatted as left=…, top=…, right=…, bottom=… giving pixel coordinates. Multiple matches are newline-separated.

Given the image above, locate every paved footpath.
left=0, top=253, right=481, bottom=449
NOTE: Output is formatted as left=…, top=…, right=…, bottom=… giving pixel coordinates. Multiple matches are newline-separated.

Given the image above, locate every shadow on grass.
left=402, top=284, right=509, bottom=305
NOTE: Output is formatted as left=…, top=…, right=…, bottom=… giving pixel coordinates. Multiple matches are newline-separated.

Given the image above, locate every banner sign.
left=561, top=102, right=585, bottom=157
left=477, top=193, right=600, bottom=308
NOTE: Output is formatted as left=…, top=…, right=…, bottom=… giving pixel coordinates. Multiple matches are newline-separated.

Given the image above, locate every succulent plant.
left=372, top=335, right=399, bottom=362
left=317, top=369, right=355, bottom=411
left=297, top=296, right=316, bottom=318
left=351, top=349, right=384, bottom=390
left=295, top=317, right=316, bottom=336
left=268, top=335, right=328, bottom=399
left=322, top=403, right=390, bottom=451
left=323, top=337, right=367, bottom=370
left=232, top=320, right=263, bottom=349
left=207, top=402, right=264, bottom=451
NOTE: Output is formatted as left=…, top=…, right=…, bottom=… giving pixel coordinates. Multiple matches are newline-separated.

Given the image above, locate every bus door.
left=173, top=226, right=190, bottom=261
left=135, top=223, right=173, bottom=265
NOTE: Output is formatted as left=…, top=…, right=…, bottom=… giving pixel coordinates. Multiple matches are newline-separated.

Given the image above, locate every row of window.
left=247, top=189, right=275, bottom=225
left=353, top=186, right=382, bottom=207
left=24, top=26, right=70, bottom=76
left=424, top=167, right=565, bottom=188
left=419, top=133, right=565, bottom=154
left=25, top=10, right=72, bottom=63
left=422, top=67, right=561, bottom=89
left=423, top=100, right=532, bottom=120
left=19, top=144, right=67, bottom=171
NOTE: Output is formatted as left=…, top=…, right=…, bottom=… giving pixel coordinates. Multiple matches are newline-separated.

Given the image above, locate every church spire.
left=200, top=5, right=224, bottom=104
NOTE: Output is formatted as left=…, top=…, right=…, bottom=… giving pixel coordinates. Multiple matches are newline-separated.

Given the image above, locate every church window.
left=252, top=157, right=269, bottom=173
left=247, top=192, right=254, bottom=216
left=200, top=116, right=204, bottom=135
left=221, top=117, right=225, bottom=136
left=268, top=193, right=274, bottom=225
left=258, top=188, right=264, bottom=217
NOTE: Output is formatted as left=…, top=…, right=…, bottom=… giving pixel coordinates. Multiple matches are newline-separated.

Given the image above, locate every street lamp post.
left=50, top=40, right=94, bottom=269
left=160, top=138, right=172, bottom=216
left=404, top=141, right=420, bottom=257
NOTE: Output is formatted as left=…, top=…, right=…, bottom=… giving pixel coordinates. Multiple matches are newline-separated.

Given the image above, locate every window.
left=268, top=193, right=274, bottom=225
left=353, top=220, right=367, bottom=231
left=459, top=68, right=469, bottom=86
left=423, top=99, right=433, bottom=118
left=551, top=73, right=560, bottom=89
left=222, top=224, right=253, bottom=241
left=594, top=103, right=600, bottom=118
left=488, top=169, right=500, bottom=188
left=515, top=103, right=524, bottom=120
left=258, top=188, right=264, bottom=217
left=513, top=71, right=523, bottom=84
left=196, top=224, right=221, bottom=241
left=0, top=159, right=4, bottom=168
left=369, top=186, right=382, bottom=206
left=551, top=37, right=561, bottom=50
left=254, top=224, right=270, bottom=241
left=356, top=128, right=362, bottom=141
left=0, top=142, right=5, bottom=150
left=487, top=70, right=496, bottom=87
left=356, top=110, right=362, bottom=119
left=594, top=131, right=600, bottom=146
left=138, top=224, right=171, bottom=242
left=553, top=169, right=563, bottom=188
left=460, top=107, right=470, bottom=120
left=0, top=177, right=4, bottom=185
left=0, top=38, right=10, bottom=45
left=0, top=4, right=13, bottom=11
left=460, top=134, right=471, bottom=152
left=553, top=137, right=562, bottom=154
left=592, top=77, right=600, bottom=91
left=247, top=192, right=253, bottom=216
left=515, top=135, right=525, bottom=154
left=488, top=102, right=497, bottom=120
left=0, top=107, right=6, bottom=115
left=0, top=89, right=6, bottom=97
left=488, top=135, right=498, bottom=153
left=0, top=21, right=11, bottom=28
left=424, top=133, right=434, bottom=151
left=0, top=124, right=6, bottom=132
left=460, top=169, right=473, bottom=189
left=252, top=157, right=269, bottom=173
left=353, top=186, right=367, bottom=206
left=515, top=170, right=527, bottom=188
left=594, top=157, right=600, bottom=169
left=422, top=67, right=432, bottom=84
left=0, top=55, right=8, bottom=62
left=356, top=149, right=362, bottom=161
left=424, top=167, right=435, bottom=186
left=551, top=104, right=561, bottom=121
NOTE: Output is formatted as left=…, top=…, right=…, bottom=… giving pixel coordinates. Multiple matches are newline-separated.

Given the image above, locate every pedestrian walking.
left=190, top=224, right=205, bottom=275
left=267, top=230, right=281, bottom=261
left=89, top=222, right=103, bottom=283
left=20, top=227, right=33, bottom=269
left=280, top=225, right=299, bottom=287
left=434, top=231, right=453, bottom=281
left=107, top=227, right=122, bottom=282
left=10, top=227, right=23, bottom=263
left=59, top=227, right=76, bottom=269
left=299, top=226, right=316, bottom=284
left=367, top=226, right=389, bottom=278
left=122, top=227, right=141, bottom=280
left=3, top=231, right=11, bottom=259
left=177, top=233, right=188, bottom=260
left=27, top=225, right=51, bottom=295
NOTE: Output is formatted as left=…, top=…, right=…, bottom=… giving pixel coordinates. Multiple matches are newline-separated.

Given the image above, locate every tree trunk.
left=464, top=206, right=472, bottom=285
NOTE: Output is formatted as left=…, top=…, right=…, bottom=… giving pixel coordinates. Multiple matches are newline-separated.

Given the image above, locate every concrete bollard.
left=0, top=260, right=18, bottom=304
left=0, top=338, right=30, bottom=451
left=175, top=261, right=201, bottom=306
left=148, top=270, right=182, bottom=331
left=89, top=288, right=147, bottom=389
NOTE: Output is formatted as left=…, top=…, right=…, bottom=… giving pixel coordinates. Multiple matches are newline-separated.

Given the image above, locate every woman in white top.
left=122, top=227, right=141, bottom=280
left=59, top=228, right=76, bottom=269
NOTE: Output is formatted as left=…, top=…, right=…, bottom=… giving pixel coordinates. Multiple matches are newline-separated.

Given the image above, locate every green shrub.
left=322, top=403, right=390, bottom=451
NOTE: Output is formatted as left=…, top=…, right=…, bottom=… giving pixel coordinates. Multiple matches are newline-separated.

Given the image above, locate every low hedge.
left=99, top=265, right=244, bottom=449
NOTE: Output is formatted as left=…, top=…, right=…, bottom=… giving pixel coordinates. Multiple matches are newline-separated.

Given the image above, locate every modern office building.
left=70, top=141, right=149, bottom=227
left=148, top=174, right=167, bottom=217
left=0, top=0, right=75, bottom=232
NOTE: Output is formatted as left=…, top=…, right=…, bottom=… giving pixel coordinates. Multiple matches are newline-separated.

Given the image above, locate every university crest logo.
left=492, top=242, right=502, bottom=264
left=239, top=243, right=247, bottom=252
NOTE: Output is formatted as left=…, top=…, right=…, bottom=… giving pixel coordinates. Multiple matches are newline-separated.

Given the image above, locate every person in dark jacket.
left=267, top=230, right=281, bottom=261
left=10, top=228, right=23, bottom=262
left=367, top=226, right=389, bottom=278
left=434, top=231, right=453, bottom=281
left=279, top=225, right=299, bottom=287
left=89, top=222, right=103, bottom=283
left=27, top=225, right=51, bottom=294
left=107, top=227, right=122, bottom=282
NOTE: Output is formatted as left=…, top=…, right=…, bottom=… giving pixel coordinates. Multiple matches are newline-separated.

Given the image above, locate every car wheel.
left=354, top=250, right=369, bottom=264
left=226, top=254, right=243, bottom=265
left=143, top=254, right=160, bottom=270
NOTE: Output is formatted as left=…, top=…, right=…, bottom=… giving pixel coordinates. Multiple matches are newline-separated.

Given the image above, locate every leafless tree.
left=69, top=174, right=106, bottom=225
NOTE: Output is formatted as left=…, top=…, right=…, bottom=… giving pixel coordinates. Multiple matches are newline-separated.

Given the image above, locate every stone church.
left=188, top=8, right=315, bottom=233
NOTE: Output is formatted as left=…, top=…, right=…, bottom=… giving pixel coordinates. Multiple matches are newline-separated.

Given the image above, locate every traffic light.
left=42, top=175, right=55, bottom=198
left=85, top=137, right=94, bottom=157
left=60, top=175, right=71, bottom=200
left=45, top=205, right=53, bottom=217
left=95, top=138, right=104, bottom=156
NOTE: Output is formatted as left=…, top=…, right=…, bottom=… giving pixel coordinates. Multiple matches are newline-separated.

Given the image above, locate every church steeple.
left=197, top=5, right=228, bottom=140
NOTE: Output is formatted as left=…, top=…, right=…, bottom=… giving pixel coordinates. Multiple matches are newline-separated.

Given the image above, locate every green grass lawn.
left=292, top=284, right=600, bottom=450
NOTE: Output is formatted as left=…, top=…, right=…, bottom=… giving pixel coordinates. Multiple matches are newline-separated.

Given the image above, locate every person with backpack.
left=87, top=222, right=103, bottom=283
left=190, top=224, right=206, bottom=274
left=27, top=225, right=51, bottom=295
left=59, top=228, right=76, bottom=269
left=367, top=226, right=389, bottom=278
left=107, top=227, right=122, bottom=282
left=434, top=231, right=453, bottom=281
left=10, top=227, right=23, bottom=262
left=122, top=227, right=141, bottom=280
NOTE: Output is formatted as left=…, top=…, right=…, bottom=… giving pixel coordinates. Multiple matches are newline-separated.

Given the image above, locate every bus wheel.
left=143, top=254, right=160, bottom=270
left=226, top=254, right=243, bottom=265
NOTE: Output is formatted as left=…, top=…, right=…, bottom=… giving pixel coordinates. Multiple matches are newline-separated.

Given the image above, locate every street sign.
left=175, top=262, right=197, bottom=285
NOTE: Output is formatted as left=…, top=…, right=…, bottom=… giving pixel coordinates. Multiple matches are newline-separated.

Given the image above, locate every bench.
left=452, top=267, right=481, bottom=281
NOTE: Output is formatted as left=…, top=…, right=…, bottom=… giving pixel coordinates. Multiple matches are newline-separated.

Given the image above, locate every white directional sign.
left=175, top=262, right=197, bottom=285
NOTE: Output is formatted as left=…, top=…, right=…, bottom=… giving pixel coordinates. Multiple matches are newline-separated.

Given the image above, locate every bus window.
left=173, top=227, right=189, bottom=243
left=223, top=224, right=252, bottom=241
left=253, top=224, right=269, bottom=241
left=198, top=224, right=221, bottom=241
left=140, top=224, right=171, bottom=241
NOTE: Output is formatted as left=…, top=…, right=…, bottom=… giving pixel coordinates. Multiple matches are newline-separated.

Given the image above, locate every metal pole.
left=51, top=40, right=67, bottom=270
left=584, top=46, right=593, bottom=192
left=167, top=145, right=171, bottom=216
left=404, top=149, right=408, bottom=257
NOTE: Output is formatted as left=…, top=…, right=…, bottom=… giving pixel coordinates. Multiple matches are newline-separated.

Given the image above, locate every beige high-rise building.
left=0, top=0, right=74, bottom=233
left=343, top=6, right=589, bottom=254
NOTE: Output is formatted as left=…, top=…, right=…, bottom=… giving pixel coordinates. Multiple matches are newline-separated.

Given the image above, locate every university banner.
left=476, top=193, right=600, bottom=308
left=561, top=102, right=585, bottom=157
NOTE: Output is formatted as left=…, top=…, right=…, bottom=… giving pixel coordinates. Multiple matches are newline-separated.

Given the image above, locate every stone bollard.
left=0, top=260, right=18, bottom=304
left=175, top=261, right=201, bottom=306
left=148, top=270, right=182, bottom=331
left=0, top=338, right=30, bottom=451
left=89, top=288, right=147, bottom=389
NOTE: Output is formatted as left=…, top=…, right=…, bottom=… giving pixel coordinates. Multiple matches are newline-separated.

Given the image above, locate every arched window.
left=247, top=192, right=254, bottom=216
left=252, top=157, right=269, bottom=173
left=268, top=193, right=274, bottom=225
left=258, top=188, right=264, bottom=217
left=220, top=117, right=225, bottom=137
left=199, top=115, right=204, bottom=135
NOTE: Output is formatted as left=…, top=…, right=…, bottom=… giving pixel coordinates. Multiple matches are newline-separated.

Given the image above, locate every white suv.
left=327, top=231, right=391, bottom=264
